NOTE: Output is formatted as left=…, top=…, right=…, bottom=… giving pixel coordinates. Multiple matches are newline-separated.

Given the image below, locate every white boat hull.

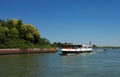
left=59, top=48, right=92, bottom=55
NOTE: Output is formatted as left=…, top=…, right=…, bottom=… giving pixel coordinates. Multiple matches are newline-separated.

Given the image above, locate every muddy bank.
left=0, top=48, right=58, bottom=55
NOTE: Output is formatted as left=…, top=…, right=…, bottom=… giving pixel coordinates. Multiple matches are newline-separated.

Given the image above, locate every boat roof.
left=82, top=45, right=92, bottom=47
left=63, top=44, right=92, bottom=47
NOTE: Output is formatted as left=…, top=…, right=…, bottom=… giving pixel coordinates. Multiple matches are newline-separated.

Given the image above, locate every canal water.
left=0, top=48, right=120, bottom=77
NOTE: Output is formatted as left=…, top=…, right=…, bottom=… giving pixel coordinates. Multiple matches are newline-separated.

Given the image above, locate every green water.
left=0, top=49, right=120, bottom=77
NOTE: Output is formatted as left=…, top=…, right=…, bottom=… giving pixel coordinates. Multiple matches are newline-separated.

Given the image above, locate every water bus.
left=59, top=44, right=92, bottom=55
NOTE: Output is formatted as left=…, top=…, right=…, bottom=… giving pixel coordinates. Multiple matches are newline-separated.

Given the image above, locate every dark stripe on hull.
left=61, top=51, right=92, bottom=55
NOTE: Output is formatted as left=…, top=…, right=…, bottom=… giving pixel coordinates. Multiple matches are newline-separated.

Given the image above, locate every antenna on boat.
left=89, top=41, right=92, bottom=45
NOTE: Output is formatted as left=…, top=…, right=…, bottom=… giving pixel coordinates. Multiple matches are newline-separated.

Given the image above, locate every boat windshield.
left=63, top=45, right=84, bottom=49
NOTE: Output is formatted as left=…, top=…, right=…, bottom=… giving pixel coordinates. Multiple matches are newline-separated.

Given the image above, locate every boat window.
left=78, top=45, right=82, bottom=48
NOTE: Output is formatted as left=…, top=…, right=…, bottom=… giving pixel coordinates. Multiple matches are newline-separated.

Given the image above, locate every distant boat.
left=59, top=44, right=93, bottom=55
left=103, top=49, right=107, bottom=51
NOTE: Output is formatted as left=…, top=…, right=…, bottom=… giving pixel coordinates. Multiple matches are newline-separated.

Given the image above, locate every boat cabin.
left=63, top=45, right=92, bottom=49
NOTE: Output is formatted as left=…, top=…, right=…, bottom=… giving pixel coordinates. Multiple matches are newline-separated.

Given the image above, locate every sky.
left=0, top=0, right=120, bottom=46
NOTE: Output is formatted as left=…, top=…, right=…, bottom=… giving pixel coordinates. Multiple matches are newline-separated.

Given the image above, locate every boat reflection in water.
left=59, top=44, right=93, bottom=55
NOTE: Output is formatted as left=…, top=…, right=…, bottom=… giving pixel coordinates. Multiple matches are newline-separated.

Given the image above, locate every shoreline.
left=0, top=48, right=58, bottom=55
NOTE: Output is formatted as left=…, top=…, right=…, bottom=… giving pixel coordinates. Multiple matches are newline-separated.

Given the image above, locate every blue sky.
left=0, top=0, right=120, bottom=46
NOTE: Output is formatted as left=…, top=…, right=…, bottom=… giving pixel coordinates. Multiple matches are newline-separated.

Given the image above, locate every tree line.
left=0, top=19, right=53, bottom=48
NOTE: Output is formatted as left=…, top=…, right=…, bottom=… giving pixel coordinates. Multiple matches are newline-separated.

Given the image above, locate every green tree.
left=8, top=27, right=19, bottom=38
left=39, top=38, right=51, bottom=45
left=0, top=26, right=4, bottom=40
left=0, top=26, right=9, bottom=40
left=0, top=18, right=56, bottom=48
left=20, top=24, right=40, bottom=43
left=6, top=19, right=23, bottom=29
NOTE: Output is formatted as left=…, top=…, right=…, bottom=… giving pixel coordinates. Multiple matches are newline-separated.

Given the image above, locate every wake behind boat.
left=59, top=44, right=92, bottom=55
